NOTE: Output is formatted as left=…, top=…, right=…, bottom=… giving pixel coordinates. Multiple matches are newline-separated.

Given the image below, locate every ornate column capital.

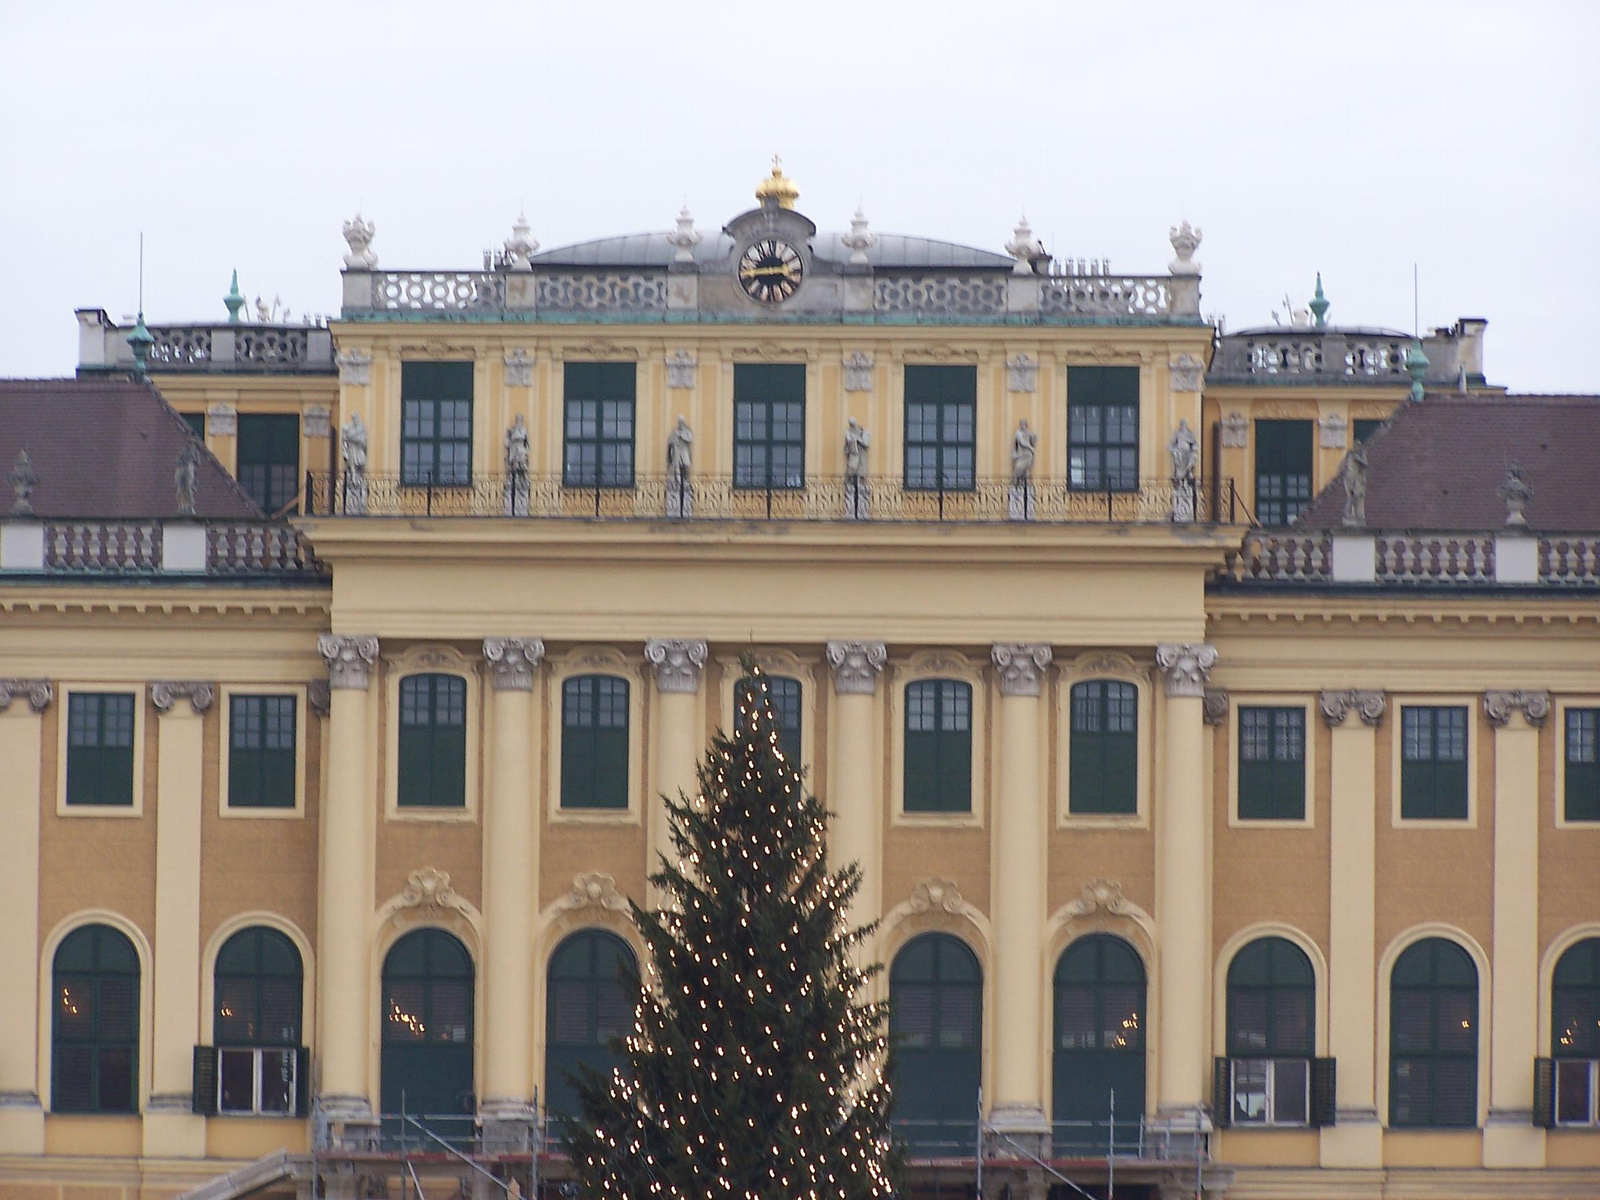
left=1483, top=689, right=1551, bottom=729
left=826, top=640, right=887, bottom=695
left=991, top=643, right=1052, bottom=697
left=318, top=633, right=380, bottom=691
left=1320, top=689, right=1387, bottom=727
left=0, top=678, right=53, bottom=713
left=1202, top=688, right=1229, bottom=725
left=1155, top=643, right=1217, bottom=698
left=645, top=638, right=708, bottom=693
left=483, top=637, right=545, bottom=691
left=149, top=681, right=216, bottom=714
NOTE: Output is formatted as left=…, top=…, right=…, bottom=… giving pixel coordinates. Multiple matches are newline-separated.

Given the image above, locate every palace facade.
left=2, top=165, right=1598, bottom=1200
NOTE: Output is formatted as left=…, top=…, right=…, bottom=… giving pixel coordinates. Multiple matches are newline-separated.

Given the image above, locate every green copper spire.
left=1404, top=339, right=1430, bottom=402
left=223, top=269, right=245, bottom=323
left=127, top=312, right=155, bottom=379
left=1309, top=272, right=1330, bottom=329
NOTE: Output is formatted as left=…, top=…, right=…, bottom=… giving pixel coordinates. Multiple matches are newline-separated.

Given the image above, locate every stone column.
left=645, top=639, right=708, bottom=888
left=0, top=681, right=51, bottom=1154
left=316, top=634, right=380, bottom=1135
left=1154, top=643, right=1218, bottom=1133
left=987, top=643, right=1053, bottom=1153
left=1318, top=689, right=1385, bottom=1168
left=1483, top=689, right=1550, bottom=1168
left=825, top=641, right=887, bottom=937
left=479, top=638, right=543, bottom=1148
left=144, top=680, right=215, bottom=1158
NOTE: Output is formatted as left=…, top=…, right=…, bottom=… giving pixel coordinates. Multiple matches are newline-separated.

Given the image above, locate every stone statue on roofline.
left=10, top=449, right=37, bottom=516
left=844, top=418, right=870, bottom=480
left=503, top=415, right=531, bottom=517
left=174, top=441, right=200, bottom=516
left=1499, top=463, right=1532, bottom=528
left=1342, top=443, right=1369, bottom=527
left=1011, top=419, right=1037, bottom=485
left=340, top=412, right=369, bottom=515
left=667, top=415, right=693, bottom=482
left=1168, top=419, right=1198, bottom=481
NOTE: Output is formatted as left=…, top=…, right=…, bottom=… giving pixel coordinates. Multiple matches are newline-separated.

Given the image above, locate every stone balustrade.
left=0, top=519, right=325, bottom=578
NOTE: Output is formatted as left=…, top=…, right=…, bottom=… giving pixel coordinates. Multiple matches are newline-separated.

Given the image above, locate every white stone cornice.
left=1319, top=689, right=1386, bottom=727
left=318, top=633, right=380, bottom=690
left=825, top=640, right=887, bottom=695
left=1483, top=689, right=1551, bottom=729
left=645, top=638, right=708, bottom=693
left=991, top=642, right=1052, bottom=696
left=0, top=679, right=53, bottom=712
left=1155, top=643, right=1217, bottom=698
left=149, top=680, right=216, bottom=714
left=483, top=637, right=545, bottom=691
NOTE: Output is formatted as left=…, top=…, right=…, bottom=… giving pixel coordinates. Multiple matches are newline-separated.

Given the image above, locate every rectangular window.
left=397, top=675, right=467, bottom=808
left=1401, top=706, right=1470, bottom=820
left=733, top=364, right=805, bottom=489
left=1565, top=709, right=1600, bottom=822
left=1254, top=419, right=1313, bottom=526
left=217, top=1047, right=297, bottom=1115
left=904, top=680, right=973, bottom=813
left=904, top=366, right=976, bottom=491
left=1067, top=366, right=1139, bottom=491
left=563, top=363, right=636, bottom=487
left=228, top=695, right=297, bottom=809
left=561, top=676, right=630, bottom=809
left=65, top=693, right=136, bottom=807
left=1353, top=418, right=1384, bottom=446
left=1069, top=681, right=1138, bottom=815
left=1556, top=1059, right=1599, bottom=1126
left=1238, top=706, right=1307, bottom=820
left=401, top=362, right=473, bottom=486
left=182, top=412, right=206, bottom=439
left=1230, top=1058, right=1310, bottom=1126
left=236, top=414, right=300, bottom=515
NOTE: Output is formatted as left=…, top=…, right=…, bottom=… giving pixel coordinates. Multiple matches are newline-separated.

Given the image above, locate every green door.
left=1054, top=935, right=1146, bottom=1154
left=890, top=933, right=982, bottom=1157
left=381, top=930, right=474, bottom=1141
left=545, top=930, right=638, bottom=1140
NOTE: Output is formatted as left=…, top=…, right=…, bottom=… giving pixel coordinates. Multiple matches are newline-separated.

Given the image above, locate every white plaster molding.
left=503, top=348, right=534, bottom=387
left=0, top=678, right=53, bottom=712
left=645, top=638, right=708, bottom=693
left=204, top=403, right=237, bottom=436
left=1483, top=689, right=1551, bottom=728
left=1168, top=353, right=1204, bottom=393
left=303, top=405, right=332, bottom=438
left=908, top=878, right=970, bottom=916
left=1168, top=219, right=1202, bottom=276
left=1319, top=412, right=1349, bottom=449
left=1155, top=643, right=1218, bottom=698
left=556, top=872, right=630, bottom=914
left=318, top=633, right=380, bottom=690
left=337, top=348, right=372, bottom=386
left=1220, top=412, right=1249, bottom=449
left=483, top=637, right=545, bottom=691
left=1202, top=687, right=1229, bottom=726
left=1319, top=689, right=1386, bottom=727
left=1063, top=878, right=1136, bottom=920
left=1006, top=354, right=1037, bottom=393
left=665, top=351, right=697, bottom=390
left=842, top=352, right=874, bottom=392
left=826, top=640, right=886, bottom=695
left=991, top=642, right=1052, bottom=696
left=148, top=680, right=216, bottom=714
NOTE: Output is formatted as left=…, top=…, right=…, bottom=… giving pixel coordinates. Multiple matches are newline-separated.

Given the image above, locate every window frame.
left=400, top=361, right=475, bottom=488
left=545, top=654, right=642, bottom=825
left=889, top=932, right=984, bottom=1156
left=1066, top=365, right=1140, bottom=493
left=1394, top=703, right=1473, bottom=825
left=1253, top=418, right=1315, bottom=527
left=902, top=365, right=977, bottom=493
left=1057, top=656, right=1151, bottom=828
left=1550, top=938, right=1600, bottom=1127
left=235, top=412, right=301, bottom=517
left=1067, top=679, right=1139, bottom=817
left=57, top=685, right=145, bottom=817
left=210, top=926, right=306, bottom=1117
left=902, top=677, right=975, bottom=816
left=50, top=923, right=142, bottom=1115
left=1226, top=697, right=1315, bottom=828
left=1386, top=937, right=1481, bottom=1129
left=1558, top=701, right=1600, bottom=826
left=1235, top=704, right=1310, bottom=824
left=383, top=649, right=480, bottom=823
left=720, top=657, right=812, bottom=775
left=562, top=362, right=638, bottom=489
left=220, top=686, right=306, bottom=819
left=1223, top=936, right=1317, bottom=1127
left=396, top=674, right=469, bottom=810
left=732, top=363, right=807, bottom=491
left=559, top=673, right=632, bottom=812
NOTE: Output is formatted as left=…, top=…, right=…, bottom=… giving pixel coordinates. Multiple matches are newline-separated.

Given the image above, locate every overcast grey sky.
left=3, top=0, right=1595, bottom=390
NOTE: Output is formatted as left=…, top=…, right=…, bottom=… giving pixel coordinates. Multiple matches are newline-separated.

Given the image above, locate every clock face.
left=738, top=238, right=804, bottom=304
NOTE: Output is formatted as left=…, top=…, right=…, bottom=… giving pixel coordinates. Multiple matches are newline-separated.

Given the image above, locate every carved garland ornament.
left=1064, top=878, right=1135, bottom=920
left=1483, top=690, right=1551, bottom=728
left=908, top=878, right=970, bottom=916
left=557, top=872, right=630, bottom=914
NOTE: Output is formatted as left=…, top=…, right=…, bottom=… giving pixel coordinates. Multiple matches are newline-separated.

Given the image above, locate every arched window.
left=1390, top=938, right=1477, bottom=1127
left=398, top=674, right=467, bottom=808
left=736, top=674, right=802, bottom=764
left=545, top=930, right=639, bottom=1129
left=890, top=933, right=982, bottom=1155
left=52, top=924, right=139, bottom=1113
left=1549, top=938, right=1600, bottom=1126
left=1221, top=937, right=1321, bottom=1127
left=200, top=927, right=305, bottom=1116
left=562, top=675, right=629, bottom=809
left=904, top=680, right=972, bottom=813
left=1069, top=681, right=1137, bottom=815
left=382, top=930, right=474, bottom=1123
left=1054, top=935, right=1145, bottom=1151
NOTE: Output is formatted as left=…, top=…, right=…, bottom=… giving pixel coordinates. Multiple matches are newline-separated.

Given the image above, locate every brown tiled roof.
left=1297, top=393, right=1600, bottom=533
left=0, top=378, right=262, bottom=519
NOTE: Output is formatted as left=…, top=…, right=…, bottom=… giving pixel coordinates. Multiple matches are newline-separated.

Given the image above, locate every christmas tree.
left=567, top=664, right=899, bottom=1200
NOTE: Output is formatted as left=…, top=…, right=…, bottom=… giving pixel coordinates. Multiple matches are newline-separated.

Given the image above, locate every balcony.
left=0, top=518, right=327, bottom=579
left=1216, top=529, right=1600, bottom=588
left=1208, top=321, right=1487, bottom=389
left=75, top=309, right=336, bottom=375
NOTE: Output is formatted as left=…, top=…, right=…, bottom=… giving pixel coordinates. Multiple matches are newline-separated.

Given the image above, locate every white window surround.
left=1554, top=697, right=1600, bottom=830
left=544, top=650, right=644, bottom=825
left=218, top=684, right=308, bottom=820
left=55, top=683, right=147, bottom=818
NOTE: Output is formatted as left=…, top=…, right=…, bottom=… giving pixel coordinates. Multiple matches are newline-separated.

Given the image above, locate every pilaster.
left=645, top=639, right=708, bottom=892
left=825, top=641, right=886, bottom=942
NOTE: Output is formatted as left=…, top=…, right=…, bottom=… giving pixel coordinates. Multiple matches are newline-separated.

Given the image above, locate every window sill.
left=387, top=806, right=477, bottom=824
left=1392, top=816, right=1476, bottom=831
left=221, top=804, right=304, bottom=821
left=1060, top=812, right=1147, bottom=830
left=1229, top=815, right=1314, bottom=830
left=550, top=806, right=638, bottom=825
left=894, top=809, right=983, bottom=830
left=56, top=803, right=141, bottom=819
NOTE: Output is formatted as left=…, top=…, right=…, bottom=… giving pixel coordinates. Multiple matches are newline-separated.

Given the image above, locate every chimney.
left=1455, top=318, right=1488, bottom=384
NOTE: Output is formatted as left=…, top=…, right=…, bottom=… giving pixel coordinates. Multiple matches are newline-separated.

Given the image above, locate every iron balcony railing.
left=303, top=471, right=1240, bottom=525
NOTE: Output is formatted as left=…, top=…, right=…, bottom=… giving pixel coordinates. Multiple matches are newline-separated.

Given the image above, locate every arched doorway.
left=1053, top=934, right=1146, bottom=1152
left=889, top=932, right=982, bottom=1156
left=381, top=929, right=475, bottom=1132
left=545, top=929, right=639, bottom=1136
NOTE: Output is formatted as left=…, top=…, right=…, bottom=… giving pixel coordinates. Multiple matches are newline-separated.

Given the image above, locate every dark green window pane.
left=904, top=366, right=976, bottom=491
left=1069, top=681, right=1137, bottom=814
left=381, top=930, right=474, bottom=1121
left=733, top=364, right=805, bottom=489
left=1566, top=710, right=1600, bottom=822
left=65, top=693, right=136, bottom=807
left=397, top=675, right=467, bottom=808
left=1255, top=420, right=1313, bottom=526
left=182, top=412, right=206, bottom=439
left=1227, top=937, right=1315, bottom=1056
left=229, top=695, right=296, bottom=809
left=1553, top=939, right=1600, bottom=1058
left=1054, top=934, right=1146, bottom=1152
left=736, top=675, right=802, bottom=764
left=52, top=925, right=139, bottom=1113
left=562, top=675, right=629, bottom=809
left=1353, top=418, right=1385, bottom=446
left=401, top=362, right=473, bottom=486
left=214, top=928, right=303, bottom=1046
left=237, top=414, right=300, bottom=515
left=891, top=934, right=982, bottom=1154
left=904, top=680, right=972, bottom=813
left=1238, top=706, right=1306, bottom=820
left=1390, top=939, right=1478, bottom=1127
left=1401, top=707, right=1469, bottom=820
left=564, top=363, right=636, bottom=487
left=546, top=931, right=639, bottom=1122
left=1068, top=367, right=1139, bottom=491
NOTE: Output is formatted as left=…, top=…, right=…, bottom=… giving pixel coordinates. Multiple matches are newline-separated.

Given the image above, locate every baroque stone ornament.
left=840, top=208, right=875, bottom=266
left=149, top=680, right=216, bottom=714
left=1004, top=216, right=1043, bottom=274
left=307, top=678, right=331, bottom=717
left=1483, top=690, right=1551, bottom=728
left=557, top=871, right=630, bottom=914
left=826, top=640, right=887, bottom=695
left=1168, top=220, right=1202, bottom=275
left=1202, top=688, right=1229, bottom=725
left=0, top=679, right=53, bottom=712
left=1342, top=443, right=1369, bottom=527
left=1319, top=412, right=1349, bottom=449
left=645, top=638, right=708, bottom=693
left=1155, top=643, right=1218, bottom=698
left=1220, top=412, right=1249, bottom=449
left=1499, top=464, right=1533, bottom=528
left=398, top=867, right=468, bottom=914
left=502, top=211, right=538, bottom=270
left=503, top=348, right=534, bottom=387
left=318, top=633, right=380, bottom=690
left=173, top=441, right=200, bottom=516
left=842, top=351, right=874, bottom=392
left=908, top=878, right=968, bottom=915
left=342, top=213, right=377, bottom=269
left=666, top=205, right=701, bottom=265
left=1319, top=689, right=1386, bottom=727
left=992, top=643, right=1052, bottom=696
left=337, top=348, right=372, bottom=386
left=665, top=351, right=697, bottom=390
left=303, top=405, right=331, bottom=438
left=1064, top=878, right=1134, bottom=919
left=1007, top=354, right=1037, bottom=393
left=483, top=637, right=545, bottom=691
left=1168, top=353, right=1204, bottom=393
left=205, top=403, right=238, bottom=437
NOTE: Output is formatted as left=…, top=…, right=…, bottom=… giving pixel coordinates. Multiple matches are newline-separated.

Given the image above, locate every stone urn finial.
left=666, top=204, right=701, bottom=265
left=1168, top=219, right=1202, bottom=275
left=1499, top=463, right=1532, bottom=528
left=1309, top=272, right=1330, bottom=328
left=1005, top=215, right=1043, bottom=275
left=841, top=207, right=875, bottom=266
left=224, top=269, right=245, bottom=323
left=342, top=213, right=377, bottom=269
left=503, top=211, right=538, bottom=270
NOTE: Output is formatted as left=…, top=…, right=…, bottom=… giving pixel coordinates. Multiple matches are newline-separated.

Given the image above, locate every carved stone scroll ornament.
left=483, top=637, right=545, bottom=691
left=503, top=349, right=534, bottom=388
left=1007, top=354, right=1038, bottom=393
left=556, top=872, right=630, bottom=914
left=843, top=352, right=874, bottom=392
left=0, top=679, right=53, bottom=712
left=1319, top=412, right=1349, bottom=449
left=1155, top=643, right=1218, bottom=698
left=318, top=633, right=380, bottom=690
left=1220, top=412, right=1249, bottom=449
left=1064, top=878, right=1134, bottom=920
left=644, top=638, right=708, bottom=694
left=1168, top=220, right=1202, bottom=276
left=337, top=348, right=372, bottom=386
left=1168, top=353, right=1204, bottom=394
left=303, top=406, right=332, bottom=439
left=397, top=868, right=473, bottom=920
left=908, top=878, right=969, bottom=915
left=1483, top=690, right=1551, bottom=728
left=205, top=403, right=238, bottom=437
left=1319, top=689, right=1386, bottom=727
left=149, top=680, right=216, bottom=714
left=665, top=351, right=697, bottom=390
left=825, top=640, right=887, bottom=696
left=1202, top=688, right=1229, bottom=725
left=342, top=213, right=377, bottom=269
left=992, top=643, right=1052, bottom=697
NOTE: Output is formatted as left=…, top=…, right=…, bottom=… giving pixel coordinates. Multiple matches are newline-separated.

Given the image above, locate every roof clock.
left=737, top=237, right=804, bottom=304
left=727, top=157, right=815, bottom=308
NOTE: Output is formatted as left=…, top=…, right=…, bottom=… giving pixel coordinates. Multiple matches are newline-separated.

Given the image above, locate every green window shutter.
left=1212, top=1057, right=1233, bottom=1128
left=941, top=723, right=972, bottom=813
left=192, top=1045, right=218, bottom=1115
left=237, top=414, right=301, bottom=515
left=67, top=694, right=135, bottom=807
left=434, top=722, right=467, bottom=808
left=401, top=362, right=474, bottom=486
left=1309, top=1058, right=1337, bottom=1127
left=1068, top=726, right=1104, bottom=813
left=561, top=676, right=628, bottom=809
left=733, top=364, right=806, bottom=489
left=903, top=367, right=976, bottom=491
left=1533, top=1057, right=1556, bottom=1128
left=1401, top=707, right=1469, bottom=820
left=560, top=721, right=592, bottom=808
left=294, top=1046, right=311, bottom=1117
left=594, top=725, right=629, bottom=810
left=904, top=730, right=938, bottom=812
left=398, top=675, right=466, bottom=808
left=183, top=412, right=206, bottom=439
left=1067, top=367, right=1140, bottom=491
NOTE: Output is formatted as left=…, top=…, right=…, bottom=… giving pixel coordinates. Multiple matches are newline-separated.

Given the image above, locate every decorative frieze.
left=1320, top=689, right=1386, bottom=727
left=303, top=405, right=331, bottom=438
left=826, top=640, right=887, bottom=695
left=992, top=642, right=1052, bottom=696
left=336, top=348, right=372, bottom=386
left=1483, top=689, right=1551, bottom=728
left=503, top=348, right=534, bottom=387
left=842, top=351, right=874, bottom=392
left=0, top=678, right=53, bottom=712
left=665, top=350, right=697, bottom=389
left=645, top=638, right=708, bottom=693
left=1155, top=643, right=1218, bottom=698
left=1220, top=412, right=1250, bottom=448
left=1202, top=688, right=1229, bottom=725
left=1006, top=354, right=1037, bottom=393
left=318, top=633, right=380, bottom=690
left=204, top=403, right=238, bottom=437
left=149, top=680, right=216, bottom=714
left=483, top=637, right=545, bottom=691
left=1168, top=353, right=1204, bottom=393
